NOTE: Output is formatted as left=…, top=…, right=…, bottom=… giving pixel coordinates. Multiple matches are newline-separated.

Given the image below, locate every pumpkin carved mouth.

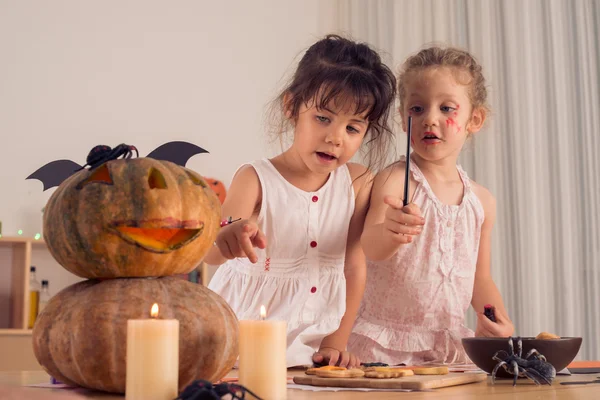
left=110, top=219, right=203, bottom=253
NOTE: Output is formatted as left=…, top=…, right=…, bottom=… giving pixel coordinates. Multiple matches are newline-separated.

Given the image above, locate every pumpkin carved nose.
left=148, top=168, right=167, bottom=189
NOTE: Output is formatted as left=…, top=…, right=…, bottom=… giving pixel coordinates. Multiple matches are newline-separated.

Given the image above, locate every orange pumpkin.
left=43, top=158, right=221, bottom=278
left=204, top=177, right=227, bottom=204
left=32, top=277, right=239, bottom=394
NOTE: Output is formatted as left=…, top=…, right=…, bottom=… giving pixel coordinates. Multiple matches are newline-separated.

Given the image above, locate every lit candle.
left=239, top=305, right=287, bottom=400
left=126, top=303, right=179, bottom=400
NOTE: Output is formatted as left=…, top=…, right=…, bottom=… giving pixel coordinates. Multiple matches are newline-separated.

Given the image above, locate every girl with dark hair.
left=205, top=34, right=396, bottom=368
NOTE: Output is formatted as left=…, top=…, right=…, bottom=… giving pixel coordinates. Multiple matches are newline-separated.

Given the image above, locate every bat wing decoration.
left=26, top=141, right=209, bottom=191
left=26, top=160, right=83, bottom=191
left=146, top=141, right=209, bottom=167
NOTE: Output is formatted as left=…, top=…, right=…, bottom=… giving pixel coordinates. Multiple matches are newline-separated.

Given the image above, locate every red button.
left=310, top=241, right=317, bottom=248
left=312, top=196, right=318, bottom=202
left=311, top=287, right=317, bottom=293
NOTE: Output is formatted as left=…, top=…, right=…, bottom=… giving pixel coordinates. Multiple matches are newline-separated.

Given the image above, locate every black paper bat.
left=26, top=141, right=208, bottom=191
left=146, top=141, right=208, bottom=164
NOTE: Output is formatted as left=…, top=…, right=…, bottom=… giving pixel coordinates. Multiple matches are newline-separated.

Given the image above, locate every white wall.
left=0, top=0, right=336, bottom=236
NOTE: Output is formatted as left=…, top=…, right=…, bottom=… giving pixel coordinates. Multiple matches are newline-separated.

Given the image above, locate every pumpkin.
left=32, top=277, right=239, bottom=394
left=43, top=157, right=221, bottom=278
left=204, top=177, right=227, bottom=204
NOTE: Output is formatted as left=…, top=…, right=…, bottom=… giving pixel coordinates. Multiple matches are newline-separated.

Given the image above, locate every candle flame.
left=260, top=305, right=266, bottom=320
left=151, top=303, right=159, bottom=318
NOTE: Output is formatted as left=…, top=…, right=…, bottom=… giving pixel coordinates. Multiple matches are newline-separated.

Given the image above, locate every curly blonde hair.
left=397, top=46, right=489, bottom=115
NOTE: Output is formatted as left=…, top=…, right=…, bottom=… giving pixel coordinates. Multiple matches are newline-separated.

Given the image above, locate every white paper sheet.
left=26, top=382, right=80, bottom=389
left=287, top=384, right=423, bottom=392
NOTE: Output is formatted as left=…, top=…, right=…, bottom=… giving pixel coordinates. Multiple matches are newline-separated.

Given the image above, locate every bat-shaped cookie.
left=27, top=141, right=208, bottom=191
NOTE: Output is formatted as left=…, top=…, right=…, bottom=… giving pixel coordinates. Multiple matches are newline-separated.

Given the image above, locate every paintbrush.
left=403, top=116, right=412, bottom=206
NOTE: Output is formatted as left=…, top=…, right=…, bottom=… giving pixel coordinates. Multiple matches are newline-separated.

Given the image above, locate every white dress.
left=208, top=158, right=355, bottom=367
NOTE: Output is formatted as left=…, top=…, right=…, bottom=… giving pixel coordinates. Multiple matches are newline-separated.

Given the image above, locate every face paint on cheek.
left=445, top=118, right=456, bottom=128
left=411, top=137, right=415, bottom=145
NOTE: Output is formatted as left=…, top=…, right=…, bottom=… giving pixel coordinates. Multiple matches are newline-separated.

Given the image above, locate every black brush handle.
left=484, top=304, right=497, bottom=322
left=403, top=116, right=412, bottom=207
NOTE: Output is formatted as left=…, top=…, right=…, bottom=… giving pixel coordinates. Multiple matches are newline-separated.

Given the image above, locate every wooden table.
left=1, top=369, right=599, bottom=399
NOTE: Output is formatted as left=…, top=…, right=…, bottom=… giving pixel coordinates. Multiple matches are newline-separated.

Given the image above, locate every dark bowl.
left=461, top=337, right=582, bottom=378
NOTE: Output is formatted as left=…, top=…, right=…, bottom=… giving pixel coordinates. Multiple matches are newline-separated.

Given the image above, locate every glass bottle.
left=39, top=280, right=51, bottom=314
left=28, top=266, right=41, bottom=329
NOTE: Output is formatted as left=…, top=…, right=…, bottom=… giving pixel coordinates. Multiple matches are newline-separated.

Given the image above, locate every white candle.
left=126, top=303, right=179, bottom=400
left=239, top=305, right=287, bottom=400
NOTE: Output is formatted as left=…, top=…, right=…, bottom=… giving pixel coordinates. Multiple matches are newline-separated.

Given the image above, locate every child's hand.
left=382, top=195, right=425, bottom=243
left=312, top=347, right=361, bottom=369
left=215, top=220, right=267, bottom=264
left=475, top=306, right=515, bottom=337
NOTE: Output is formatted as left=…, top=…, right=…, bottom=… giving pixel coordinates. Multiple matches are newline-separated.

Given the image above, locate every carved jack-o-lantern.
left=43, top=157, right=221, bottom=279
left=204, top=177, right=227, bottom=204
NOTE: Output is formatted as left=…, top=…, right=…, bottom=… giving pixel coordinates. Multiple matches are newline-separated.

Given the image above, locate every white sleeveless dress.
left=208, top=158, right=355, bottom=367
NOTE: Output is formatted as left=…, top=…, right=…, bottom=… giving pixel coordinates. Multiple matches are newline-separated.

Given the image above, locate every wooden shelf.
left=0, top=238, right=31, bottom=330
left=0, top=329, right=32, bottom=336
left=0, top=236, right=212, bottom=332
left=0, top=236, right=45, bottom=244
left=0, top=236, right=84, bottom=331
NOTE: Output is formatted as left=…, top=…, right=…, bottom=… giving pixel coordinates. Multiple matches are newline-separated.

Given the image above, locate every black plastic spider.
left=78, top=144, right=139, bottom=170
left=492, top=336, right=556, bottom=386
left=175, top=379, right=264, bottom=400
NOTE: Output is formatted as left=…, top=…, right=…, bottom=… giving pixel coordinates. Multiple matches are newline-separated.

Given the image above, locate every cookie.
left=411, top=366, right=449, bottom=375
left=315, top=368, right=365, bottom=378
left=364, top=368, right=415, bottom=379
left=536, top=331, right=561, bottom=340
left=305, top=365, right=346, bottom=375
left=362, top=366, right=401, bottom=372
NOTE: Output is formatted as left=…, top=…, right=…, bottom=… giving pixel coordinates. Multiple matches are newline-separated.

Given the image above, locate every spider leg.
left=118, top=145, right=129, bottom=158
left=525, top=348, right=546, bottom=361
left=120, top=145, right=133, bottom=160
left=227, top=384, right=245, bottom=400
left=512, top=360, right=519, bottom=386
left=523, top=368, right=551, bottom=385
left=508, top=337, right=515, bottom=356
left=491, top=360, right=507, bottom=384
left=119, top=146, right=130, bottom=159
left=493, top=350, right=509, bottom=362
left=241, top=385, right=264, bottom=400
left=107, top=146, right=121, bottom=160
left=516, top=337, right=523, bottom=358
left=129, top=145, right=139, bottom=158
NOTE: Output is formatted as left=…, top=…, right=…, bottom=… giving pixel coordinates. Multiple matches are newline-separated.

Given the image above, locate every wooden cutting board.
left=294, top=372, right=487, bottom=390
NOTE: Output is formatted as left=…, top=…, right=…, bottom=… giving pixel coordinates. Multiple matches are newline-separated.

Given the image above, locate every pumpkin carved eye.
left=185, top=170, right=207, bottom=188
left=148, top=168, right=167, bottom=189
left=76, top=164, right=113, bottom=189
